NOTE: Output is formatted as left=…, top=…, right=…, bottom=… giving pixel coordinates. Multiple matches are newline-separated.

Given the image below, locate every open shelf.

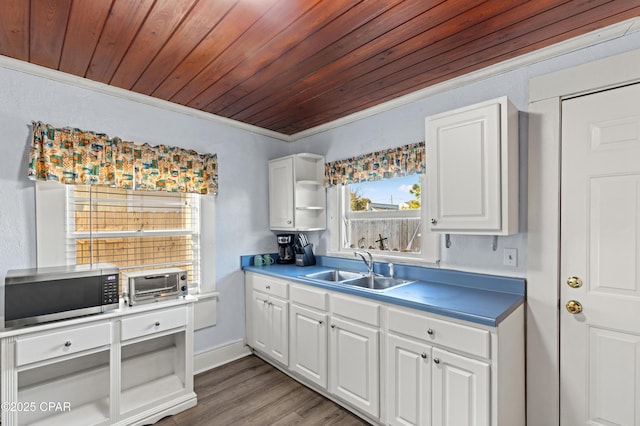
left=120, top=334, right=186, bottom=416
left=18, top=356, right=110, bottom=426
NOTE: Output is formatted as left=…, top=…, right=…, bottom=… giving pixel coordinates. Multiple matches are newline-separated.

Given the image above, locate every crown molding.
left=1, top=17, right=637, bottom=143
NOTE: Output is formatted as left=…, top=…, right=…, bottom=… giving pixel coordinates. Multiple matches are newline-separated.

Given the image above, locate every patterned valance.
left=324, top=142, right=424, bottom=187
left=28, top=122, right=218, bottom=195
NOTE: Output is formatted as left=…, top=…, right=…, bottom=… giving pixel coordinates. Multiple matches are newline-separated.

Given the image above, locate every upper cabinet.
left=269, top=153, right=326, bottom=231
left=426, top=96, right=519, bottom=235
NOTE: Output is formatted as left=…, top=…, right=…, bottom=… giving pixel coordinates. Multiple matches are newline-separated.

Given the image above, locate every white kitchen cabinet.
left=289, top=283, right=329, bottom=388
left=119, top=305, right=194, bottom=421
left=290, top=304, right=328, bottom=388
left=246, top=273, right=289, bottom=366
left=244, top=273, right=524, bottom=426
left=426, top=96, right=518, bottom=235
left=0, top=300, right=196, bottom=426
left=385, top=305, right=524, bottom=426
left=329, top=293, right=380, bottom=419
left=432, top=348, right=490, bottom=426
left=386, top=333, right=432, bottom=426
left=268, top=153, right=326, bottom=231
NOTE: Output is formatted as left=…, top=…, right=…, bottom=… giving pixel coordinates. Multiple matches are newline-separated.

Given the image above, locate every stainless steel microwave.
left=3, top=263, right=119, bottom=328
left=123, top=268, right=187, bottom=306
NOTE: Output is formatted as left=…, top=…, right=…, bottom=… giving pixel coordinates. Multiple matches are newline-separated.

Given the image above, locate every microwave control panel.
left=102, top=274, right=119, bottom=305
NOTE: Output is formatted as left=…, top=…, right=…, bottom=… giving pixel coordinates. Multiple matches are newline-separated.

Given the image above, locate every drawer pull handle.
left=427, top=328, right=434, bottom=335
left=433, top=358, right=440, bottom=364
left=421, top=353, right=427, bottom=359
left=64, top=341, right=72, bottom=347
left=155, top=321, right=160, bottom=327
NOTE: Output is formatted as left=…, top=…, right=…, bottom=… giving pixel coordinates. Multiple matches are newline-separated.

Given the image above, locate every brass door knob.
left=565, top=300, right=583, bottom=314
left=567, top=276, right=583, bottom=288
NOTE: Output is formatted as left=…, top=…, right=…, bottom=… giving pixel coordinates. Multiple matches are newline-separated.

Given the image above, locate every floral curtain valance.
left=324, top=141, right=425, bottom=187
left=28, top=122, right=218, bottom=195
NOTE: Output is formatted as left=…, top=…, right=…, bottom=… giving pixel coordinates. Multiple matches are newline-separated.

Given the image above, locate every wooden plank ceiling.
left=1, top=0, right=638, bottom=135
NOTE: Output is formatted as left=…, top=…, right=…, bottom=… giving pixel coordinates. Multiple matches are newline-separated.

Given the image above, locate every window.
left=331, top=174, right=439, bottom=263
left=35, top=181, right=213, bottom=295
left=65, top=186, right=200, bottom=292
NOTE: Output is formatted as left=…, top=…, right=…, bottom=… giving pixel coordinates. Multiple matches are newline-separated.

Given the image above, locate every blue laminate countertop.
left=242, top=255, right=525, bottom=327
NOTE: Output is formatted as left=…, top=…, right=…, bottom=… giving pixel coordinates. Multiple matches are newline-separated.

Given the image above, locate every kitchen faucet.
left=354, top=251, right=374, bottom=277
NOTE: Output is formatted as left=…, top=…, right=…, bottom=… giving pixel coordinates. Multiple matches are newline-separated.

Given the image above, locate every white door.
left=427, top=101, right=501, bottom=232
left=290, top=303, right=328, bottom=388
left=329, top=316, right=379, bottom=418
left=251, top=291, right=269, bottom=353
left=268, top=297, right=289, bottom=366
left=387, top=333, right=432, bottom=426
left=431, top=348, right=490, bottom=426
left=561, top=83, right=640, bottom=425
left=269, top=157, right=294, bottom=230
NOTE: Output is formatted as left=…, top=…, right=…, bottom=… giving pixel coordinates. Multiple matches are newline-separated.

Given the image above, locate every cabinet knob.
left=430, top=218, right=437, bottom=224
left=421, top=353, right=427, bottom=359
left=266, top=285, right=271, bottom=290
left=64, top=340, right=72, bottom=347
left=330, top=324, right=335, bottom=329
left=287, top=220, right=292, bottom=224
left=155, top=321, right=160, bottom=327
left=433, top=358, right=440, bottom=364
left=427, top=328, right=434, bottom=336
left=318, top=320, right=323, bottom=325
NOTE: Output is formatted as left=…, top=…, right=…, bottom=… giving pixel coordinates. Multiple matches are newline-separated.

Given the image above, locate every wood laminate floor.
left=154, top=354, right=371, bottom=426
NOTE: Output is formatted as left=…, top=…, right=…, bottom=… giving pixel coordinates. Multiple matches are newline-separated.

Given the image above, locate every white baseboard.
left=193, top=339, right=251, bottom=375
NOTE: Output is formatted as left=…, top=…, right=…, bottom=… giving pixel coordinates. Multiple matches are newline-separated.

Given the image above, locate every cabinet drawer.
left=121, top=306, right=187, bottom=341
left=331, top=293, right=379, bottom=326
left=252, top=275, right=288, bottom=299
left=16, top=322, right=111, bottom=366
left=290, top=284, right=327, bottom=310
left=388, top=308, right=490, bottom=359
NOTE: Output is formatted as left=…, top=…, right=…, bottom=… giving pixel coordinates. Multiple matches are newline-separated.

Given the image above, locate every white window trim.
left=327, top=174, right=440, bottom=265
left=35, top=181, right=217, bottom=295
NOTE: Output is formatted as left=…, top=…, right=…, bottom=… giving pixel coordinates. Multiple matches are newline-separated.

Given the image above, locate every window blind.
left=65, top=186, right=200, bottom=292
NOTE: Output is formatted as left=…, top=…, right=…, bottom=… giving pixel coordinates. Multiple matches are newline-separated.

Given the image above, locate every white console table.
left=0, top=298, right=197, bottom=426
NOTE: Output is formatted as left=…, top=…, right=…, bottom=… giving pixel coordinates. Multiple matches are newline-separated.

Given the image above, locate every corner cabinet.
left=426, top=97, right=519, bottom=235
left=268, top=153, right=326, bottom=231
left=0, top=300, right=196, bottom=426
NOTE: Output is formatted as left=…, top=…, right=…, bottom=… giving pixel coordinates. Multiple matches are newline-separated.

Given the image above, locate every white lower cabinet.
left=432, top=348, right=490, bottom=426
left=246, top=274, right=290, bottom=366
left=290, top=303, right=328, bottom=388
left=251, top=290, right=289, bottom=366
left=386, top=334, right=432, bottom=426
left=329, top=316, right=379, bottom=418
left=0, top=301, right=196, bottom=426
left=244, top=273, right=524, bottom=426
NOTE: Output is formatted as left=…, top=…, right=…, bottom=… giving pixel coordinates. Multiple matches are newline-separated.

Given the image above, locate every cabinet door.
left=329, top=317, right=379, bottom=418
left=268, top=297, right=289, bottom=366
left=269, top=157, right=294, bottom=230
left=432, top=348, right=490, bottom=426
left=427, top=102, right=502, bottom=233
left=290, top=304, right=328, bottom=388
left=387, top=334, right=432, bottom=426
left=251, top=291, right=269, bottom=353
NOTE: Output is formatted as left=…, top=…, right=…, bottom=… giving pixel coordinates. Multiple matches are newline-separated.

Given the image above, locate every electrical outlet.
left=503, top=248, right=517, bottom=267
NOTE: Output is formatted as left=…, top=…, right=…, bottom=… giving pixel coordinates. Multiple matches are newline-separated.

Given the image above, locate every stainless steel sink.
left=301, top=270, right=366, bottom=282
left=341, top=276, right=414, bottom=291
left=301, top=269, right=413, bottom=291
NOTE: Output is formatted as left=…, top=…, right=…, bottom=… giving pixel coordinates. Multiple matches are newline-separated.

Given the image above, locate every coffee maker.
left=276, top=234, right=296, bottom=264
